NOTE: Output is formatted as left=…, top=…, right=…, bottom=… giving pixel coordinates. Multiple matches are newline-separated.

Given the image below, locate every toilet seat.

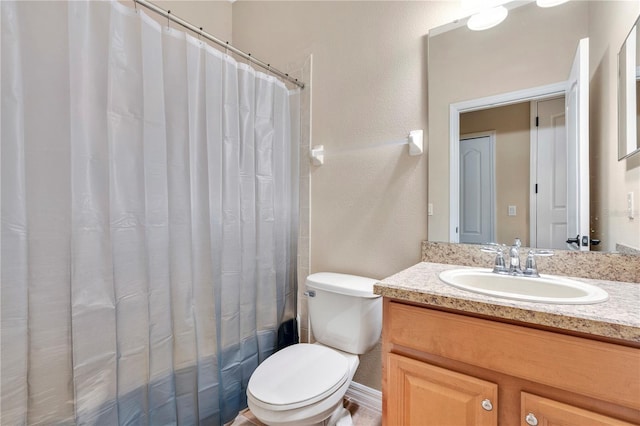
left=247, top=344, right=349, bottom=411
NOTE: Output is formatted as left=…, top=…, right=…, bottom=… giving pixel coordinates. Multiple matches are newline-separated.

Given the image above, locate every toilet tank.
left=306, top=272, right=382, bottom=355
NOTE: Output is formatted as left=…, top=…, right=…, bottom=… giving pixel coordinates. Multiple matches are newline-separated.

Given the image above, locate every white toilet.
left=246, top=272, right=382, bottom=426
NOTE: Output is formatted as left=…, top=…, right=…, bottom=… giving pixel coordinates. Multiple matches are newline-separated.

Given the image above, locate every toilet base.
left=325, top=404, right=352, bottom=426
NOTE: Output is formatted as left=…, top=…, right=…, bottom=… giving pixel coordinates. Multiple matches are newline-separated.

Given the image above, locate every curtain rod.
left=133, top=0, right=305, bottom=89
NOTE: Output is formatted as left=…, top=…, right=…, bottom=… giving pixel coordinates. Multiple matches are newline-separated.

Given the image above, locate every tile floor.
left=229, top=398, right=382, bottom=426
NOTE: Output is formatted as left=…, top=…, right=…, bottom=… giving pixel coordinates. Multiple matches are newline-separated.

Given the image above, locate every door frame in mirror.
left=448, top=82, right=567, bottom=243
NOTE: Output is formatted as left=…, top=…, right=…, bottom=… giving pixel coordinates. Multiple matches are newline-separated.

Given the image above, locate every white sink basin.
left=438, top=268, right=609, bottom=304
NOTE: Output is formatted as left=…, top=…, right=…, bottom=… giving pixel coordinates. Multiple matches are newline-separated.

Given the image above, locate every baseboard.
left=345, top=381, right=382, bottom=413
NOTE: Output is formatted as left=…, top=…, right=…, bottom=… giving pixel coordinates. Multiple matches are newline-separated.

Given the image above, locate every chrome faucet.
left=508, top=238, right=523, bottom=275
left=482, top=238, right=553, bottom=278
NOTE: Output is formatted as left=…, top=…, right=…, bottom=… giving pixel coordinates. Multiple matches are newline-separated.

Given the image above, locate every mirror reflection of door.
left=460, top=104, right=531, bottom=247
left=454, top=38, right=590, bottom=250
left=566, top=38, right=590, bottom=251
left=459, top=97, right=567, bottom=249
left=459, top=133, right=495, bottom=244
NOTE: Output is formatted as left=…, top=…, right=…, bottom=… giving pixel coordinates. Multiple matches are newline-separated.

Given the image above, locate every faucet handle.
left=480, top=243, right=509, bottom=274
left=480, top=242, right=506, bottom=253
left=523, top=251, right=539, bottom=277
left=530, top=249, right=554, bottom=257
left=522, top=249, right=554, bottom=277
left=480, top=244, right=508, bottom=274
left=493, top=249, right=508, bottom=274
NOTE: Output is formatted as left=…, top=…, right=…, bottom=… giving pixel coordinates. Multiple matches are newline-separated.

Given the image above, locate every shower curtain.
left=1, top=1, right=299, bottom=424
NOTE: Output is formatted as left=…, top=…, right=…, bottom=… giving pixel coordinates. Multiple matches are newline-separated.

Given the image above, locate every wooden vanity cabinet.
left=382, top=299, right=640, bottom=426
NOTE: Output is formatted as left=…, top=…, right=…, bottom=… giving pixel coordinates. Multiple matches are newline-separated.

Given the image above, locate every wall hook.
left=408, top=129, right=423, bottom=156
left=311, top=145, right=325, bottom=166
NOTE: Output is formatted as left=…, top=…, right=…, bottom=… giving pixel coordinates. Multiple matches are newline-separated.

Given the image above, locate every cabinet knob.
left=481, top=399, right=493, bottom=411
left=525, top=412, right=538, bottom=426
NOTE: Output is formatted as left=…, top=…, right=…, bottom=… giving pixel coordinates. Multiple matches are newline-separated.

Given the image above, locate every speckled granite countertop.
left=374, top=262, right=640, bottom=344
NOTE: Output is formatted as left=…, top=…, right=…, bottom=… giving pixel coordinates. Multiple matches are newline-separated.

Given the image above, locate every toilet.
left=246, top=272, right=382, bottom=426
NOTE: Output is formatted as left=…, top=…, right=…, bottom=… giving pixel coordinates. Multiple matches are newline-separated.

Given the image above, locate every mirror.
left=427, top=0, right=640, bottom=254
left=458, top=97, right=567, bottom=249
left=618, top=17, right=640, bottom=160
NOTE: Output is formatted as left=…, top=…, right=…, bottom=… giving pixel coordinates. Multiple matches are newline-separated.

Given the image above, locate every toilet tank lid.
left=306, top=272, right=381, bottom=298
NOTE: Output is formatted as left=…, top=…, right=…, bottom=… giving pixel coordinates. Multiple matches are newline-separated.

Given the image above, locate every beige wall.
left=232, top=0, right=461, bottom=391
left=588, top=1, right=640, bottom=252
left=428, top=1, right=589, bottom=243
left=460, top=102, right=531, bottom=246
left=118, top=0, right=233, bottom=42
left=232, top=1, right=460, bottom=280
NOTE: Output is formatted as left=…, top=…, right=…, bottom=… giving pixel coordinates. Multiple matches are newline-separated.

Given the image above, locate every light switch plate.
left=508, top=205, right=517, bottom=216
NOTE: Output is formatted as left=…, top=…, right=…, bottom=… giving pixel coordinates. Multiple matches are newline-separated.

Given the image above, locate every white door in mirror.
left=565, top=38, right=590, bottom=251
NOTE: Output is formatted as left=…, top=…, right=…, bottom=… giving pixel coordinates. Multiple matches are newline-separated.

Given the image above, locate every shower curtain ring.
left=133, top=0, right=137, bottom=11
left=198, top=27, right=203, bottom=41
left=166, top=10, right=171, bottom=30
left=225, top=41, right=229, bottom=57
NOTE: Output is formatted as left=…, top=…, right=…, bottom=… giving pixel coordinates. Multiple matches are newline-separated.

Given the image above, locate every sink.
left=438, top=268, right=609, bottom=304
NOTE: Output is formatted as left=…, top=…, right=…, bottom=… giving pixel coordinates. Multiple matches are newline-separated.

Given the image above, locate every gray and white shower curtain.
left=1, top=1, right=299, bottom=424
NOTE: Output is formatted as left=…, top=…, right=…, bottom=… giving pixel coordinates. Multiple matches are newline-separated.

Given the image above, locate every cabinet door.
left=521, top=392, right=636, bottom=426
left=386, top=353, right=498, bottom=426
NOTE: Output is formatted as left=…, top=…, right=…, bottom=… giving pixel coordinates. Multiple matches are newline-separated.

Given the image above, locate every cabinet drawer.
left=521, top=392, right=636, bottom=426
left=385, top=301, right=640, bottom=410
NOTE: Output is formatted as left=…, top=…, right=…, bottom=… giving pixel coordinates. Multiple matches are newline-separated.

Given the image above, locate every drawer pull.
left=481, top=399, right=493, bottom=411
left=525, top=413, right=538, bottom=426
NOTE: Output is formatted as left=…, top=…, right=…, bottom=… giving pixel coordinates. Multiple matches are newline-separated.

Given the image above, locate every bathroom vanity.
left=375, top=262, right=640, bottom=425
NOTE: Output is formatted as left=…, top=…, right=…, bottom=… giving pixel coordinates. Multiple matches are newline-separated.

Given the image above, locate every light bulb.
left=467, top=5, right=508, bottom=31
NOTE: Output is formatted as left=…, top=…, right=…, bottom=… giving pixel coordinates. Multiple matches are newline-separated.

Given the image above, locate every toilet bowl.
left=247, top=343, right=359, bottom=426
left=246, top=273, right=382, bottom=426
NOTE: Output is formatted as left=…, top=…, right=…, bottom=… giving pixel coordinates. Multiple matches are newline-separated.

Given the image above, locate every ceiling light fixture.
left=467, top=5, right=509, bottom=31
left=536, top=0, right=569, bottom=7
